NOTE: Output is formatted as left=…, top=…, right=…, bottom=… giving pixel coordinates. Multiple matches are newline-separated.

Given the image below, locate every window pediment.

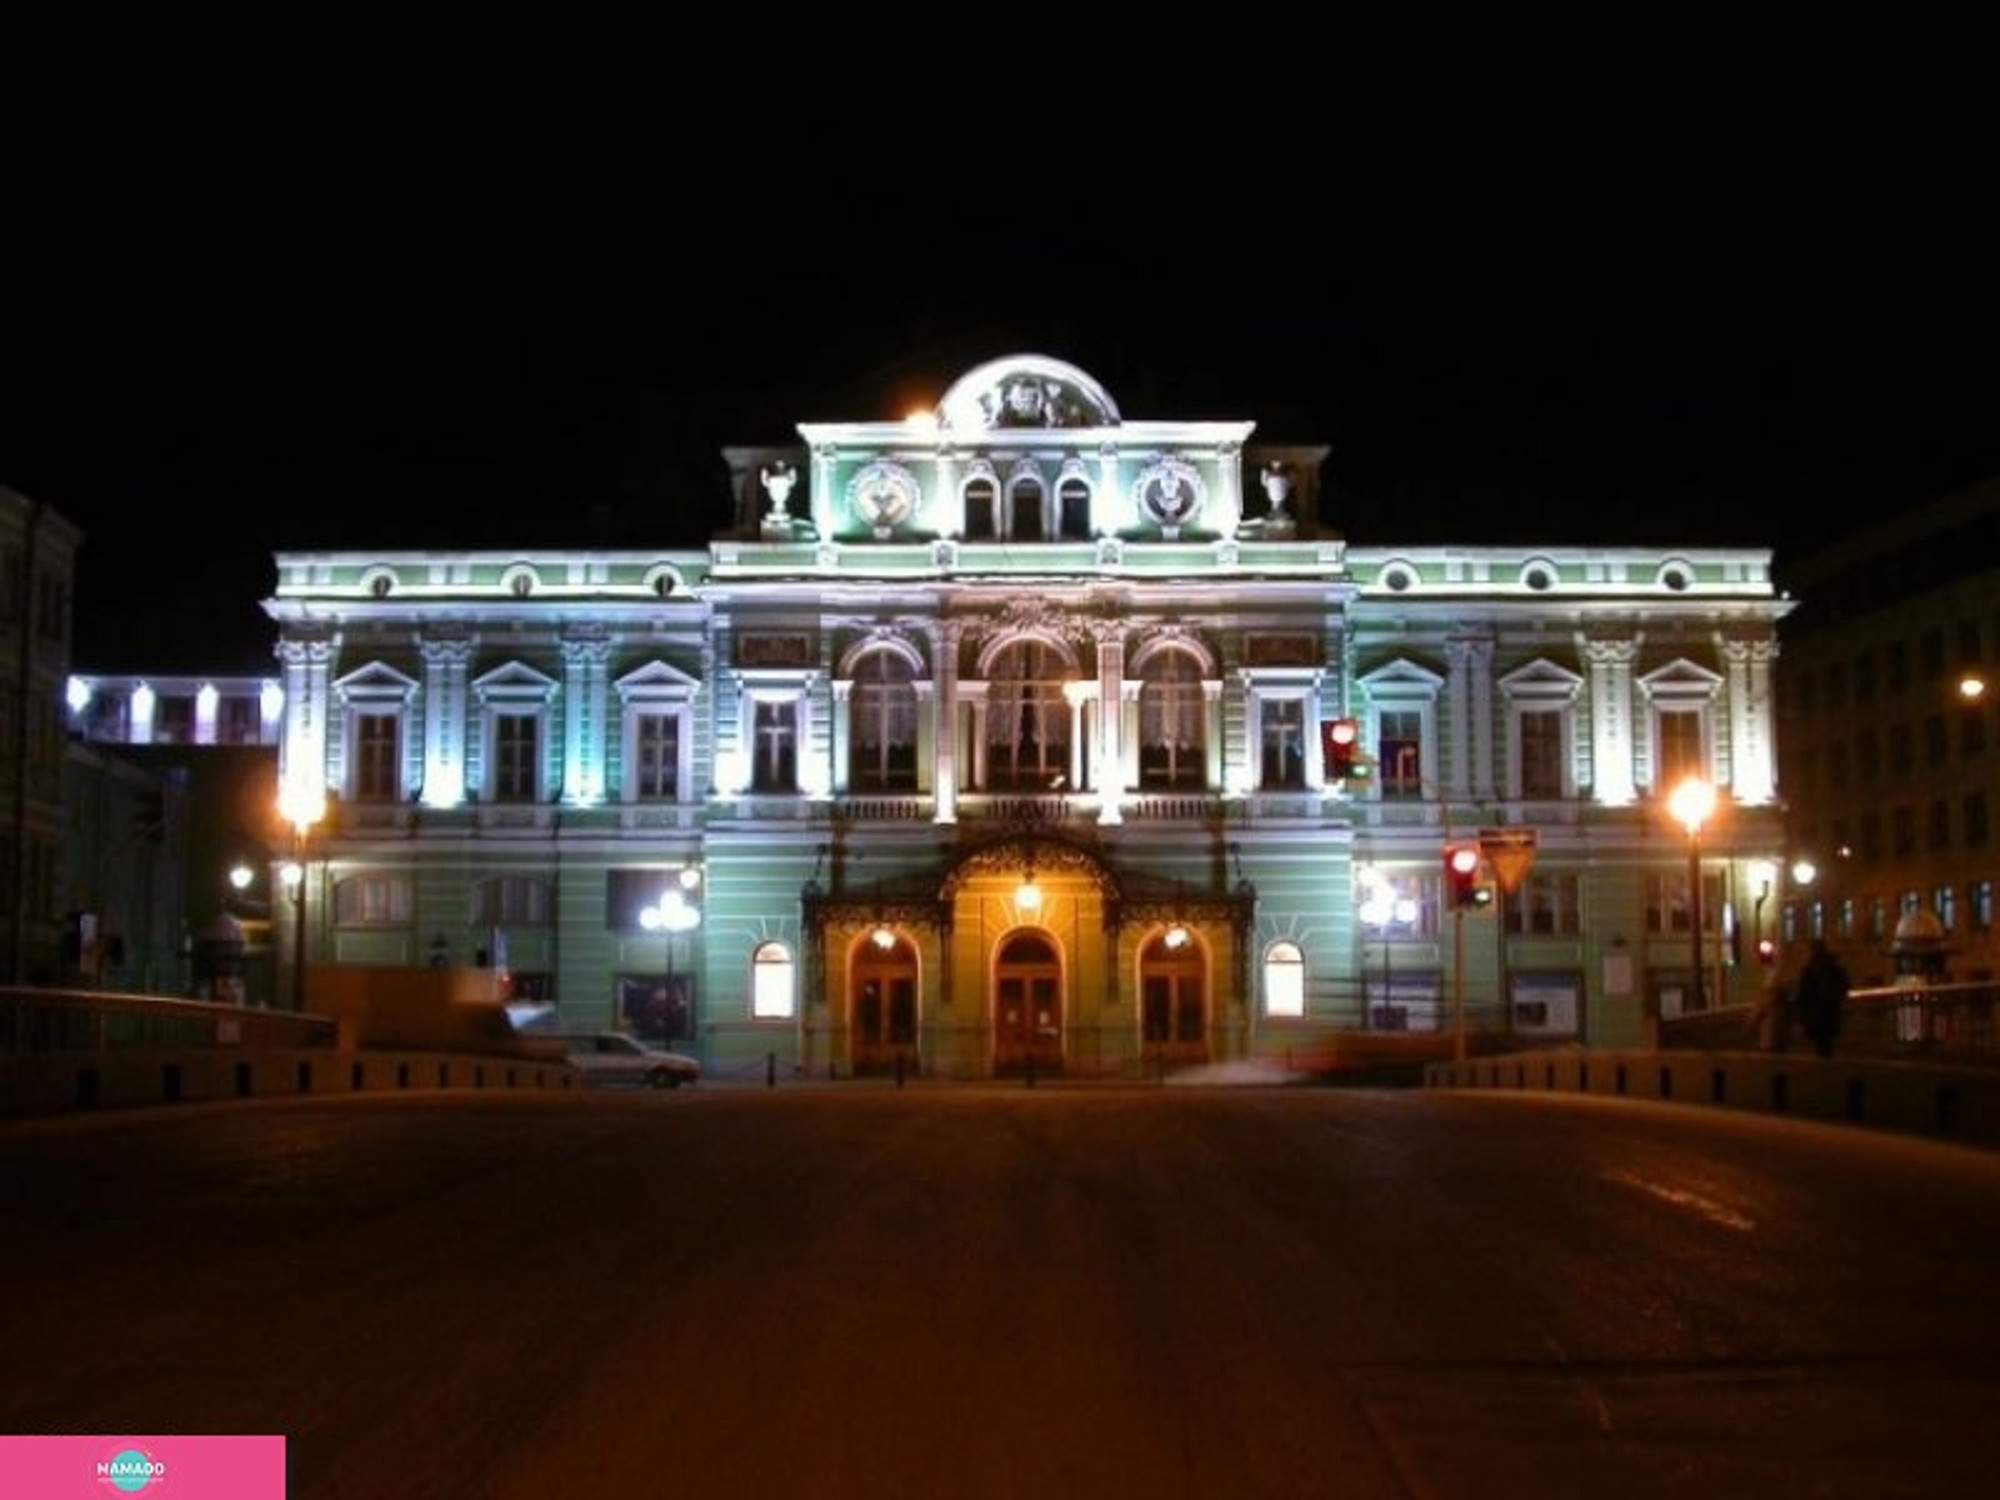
left=473, top=661, right=559, bottom=705
left=334, top=662, right=419, bottom=704
left=615, top=661, right=703, bottom=702
left=1499, top=658, right=1584, bottom=702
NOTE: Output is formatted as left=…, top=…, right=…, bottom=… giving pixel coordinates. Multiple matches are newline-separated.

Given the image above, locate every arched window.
left=1008, top=477, right=1047, bottom=541
left=1057, top=475, right=1092, bottom=539
left=987, top=640, right=1070, bottom=791
left=1264, top=940, right=1305, bottom=1017
left=1139, top=648, right=1206, bottom=789
left=964, top=477, right=997, bottom=539
left=850, top=649, right=918, bottom=791
left=752, top=941, right=795, bottom=1019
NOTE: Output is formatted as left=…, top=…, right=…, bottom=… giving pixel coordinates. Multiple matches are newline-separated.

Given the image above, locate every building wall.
left=257, top=356, right=1792, bottom=1078
left=1775, top=476, right=1999, bottom=985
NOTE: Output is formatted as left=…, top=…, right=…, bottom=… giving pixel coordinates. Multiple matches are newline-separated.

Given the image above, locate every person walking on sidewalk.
left=1795, top=940, right=1851, bottom=1059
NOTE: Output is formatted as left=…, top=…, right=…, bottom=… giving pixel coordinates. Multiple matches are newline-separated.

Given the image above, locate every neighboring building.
left=63, top=673, right=284, bottom=1002
left=1774, top=476, right=1999, bottom=986
left=1, top=485, right=83, bottom=984
left=261, top=354, right=1792, bottom=1078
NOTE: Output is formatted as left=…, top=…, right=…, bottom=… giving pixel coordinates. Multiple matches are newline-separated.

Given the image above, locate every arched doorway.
left=851, top=930, right=918, bottom=1076
left=1140, top=929, right=1209, bottom=1067
left=994, top=930, right=1063, bottom=1076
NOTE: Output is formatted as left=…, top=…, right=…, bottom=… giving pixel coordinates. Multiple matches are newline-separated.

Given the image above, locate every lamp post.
left=640, top=867, right=702, bottom=1043
left=1358, top=882, right=1417, bottom=1031
left=1668, top=776, right=1716, bottom=1015
left=277, top=784, right=324, bottom=1011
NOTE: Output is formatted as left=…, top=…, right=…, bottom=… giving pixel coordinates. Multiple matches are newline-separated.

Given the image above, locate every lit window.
left=1264, top=941, right=1305, bottom=1017
left=752, top=942, right=795, bottom=1019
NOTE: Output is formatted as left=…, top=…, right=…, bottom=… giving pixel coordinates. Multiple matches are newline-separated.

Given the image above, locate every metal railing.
left=1662, top=980, right=2000, bottom=1065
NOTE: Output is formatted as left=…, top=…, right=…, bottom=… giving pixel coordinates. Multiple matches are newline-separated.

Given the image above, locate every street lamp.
left=1668, top=775, right=1717, bottom=1014
left=1358, top=883, right=1418, bottom=1030
left=277, top=783, right=324, bottom=1011
left=639, top=867, right=702, bottom=1043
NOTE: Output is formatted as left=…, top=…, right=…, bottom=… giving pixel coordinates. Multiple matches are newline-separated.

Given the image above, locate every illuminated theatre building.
left=262, top=355, right=1790, bottom=1078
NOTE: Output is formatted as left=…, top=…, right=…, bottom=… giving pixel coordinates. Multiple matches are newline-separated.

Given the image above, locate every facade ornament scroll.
left=847, top=459, right=920, bottom=539
left=1134, top=456, right=1206, bottom=538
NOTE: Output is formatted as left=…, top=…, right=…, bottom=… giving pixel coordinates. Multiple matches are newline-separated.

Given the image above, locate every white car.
left=565, top=1032, right=701, bottom=1089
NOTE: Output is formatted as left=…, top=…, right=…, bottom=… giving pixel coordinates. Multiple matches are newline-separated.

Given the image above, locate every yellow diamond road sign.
left=1479, top=829, right=1538, bottom=894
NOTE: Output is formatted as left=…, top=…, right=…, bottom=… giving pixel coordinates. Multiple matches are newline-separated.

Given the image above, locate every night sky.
left=8, top=175, right=1995, bottom=675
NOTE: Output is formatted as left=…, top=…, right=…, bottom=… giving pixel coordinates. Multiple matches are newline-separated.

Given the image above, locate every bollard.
left=766, top=1051, right=776, bottom=1088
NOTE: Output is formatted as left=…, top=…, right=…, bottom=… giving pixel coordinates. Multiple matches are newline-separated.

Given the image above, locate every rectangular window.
left=493, top=714, right=539, bottom=802
left=1379, top=710, right=1422, bottom=799
left=221, top=697, right=261, bottom=745
left=1644, top=871, right=1721, bottom=934
left=1654, top=710, right=1703, bottom=788
left=477, top=877, right=552, bottom=926
left=1886, top=638, right=1910, bottom=692
left=155, top=696, right=197, bottom=744
left=1259, top=699, right=1308, bottom=790
left=1972, top=879, right=1994, bottom=932
left=752, top=700, right=798, bottom=792
left=1853, top=650, right=1876, bottom=702
left=1502, top=871, right=1581, bottom=936
left=1891, top=805, right=1917, bottom=856
left=634, top=712, right=680, bottom=800
left=333, top=875, right=413, bottom=926
left=1856, top=729, right=1881, bottom=782
left=1965, top=792, right=1989, bottom=848
left=1888, top=721, right=1914, bottom=775
left=1519, top=710, right=1563, bottom=798
left=1934, top=884, right=1958, bottom=932
left=355, top=713, right=399, bottom=801
left=1920, top=627, right=1945, bottom=682
left=1923, top=714, right=1949, bottom=767
left=1927, top=799, right=1951, bottom=851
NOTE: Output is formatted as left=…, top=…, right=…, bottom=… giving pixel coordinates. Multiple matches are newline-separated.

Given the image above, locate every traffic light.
left=1322, top=718, right=1367, bottom=780
left=1443, top=843, right=1487, bottom=908
left=1756, top=937, right=1777, bottom=966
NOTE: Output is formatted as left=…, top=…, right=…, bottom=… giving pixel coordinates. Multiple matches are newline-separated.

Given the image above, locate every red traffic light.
left=1443, top=843, right=1486, bottom=907
left=1756, top=938, right=1777, bottom=965
left=1322, top=718, right=1366, bottom=779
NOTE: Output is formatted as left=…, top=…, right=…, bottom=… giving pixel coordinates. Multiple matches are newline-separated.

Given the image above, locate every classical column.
left=278, top=632, right=337, bottom=803
left=929, top=620, right=962, bottom=824
left=1096, top=443, right=1119, bottom=536
left=1581, top=633, right=1641, bottom=808
left=1721, top=631, right=1779, bottom=806
left=418, top=632, right=474, bottom=807
left=1446, top=634, right=1496, bottom=801
left=829, top=678, right=853, bottom=796
left=560, top=630, right=612, bottom=806
left=1093, top=622, right=1126, bottom=823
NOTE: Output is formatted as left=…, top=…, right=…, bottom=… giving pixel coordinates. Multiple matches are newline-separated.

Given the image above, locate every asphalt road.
left=3, top=1082, right=1997, bottom=1499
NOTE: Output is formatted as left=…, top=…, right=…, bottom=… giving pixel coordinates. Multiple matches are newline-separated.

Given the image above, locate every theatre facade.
left=261, top=354, right=1790, bottom=1079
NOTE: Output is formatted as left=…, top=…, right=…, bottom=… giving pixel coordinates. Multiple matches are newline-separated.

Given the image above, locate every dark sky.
left=8, top=173, right=1996, bottom=675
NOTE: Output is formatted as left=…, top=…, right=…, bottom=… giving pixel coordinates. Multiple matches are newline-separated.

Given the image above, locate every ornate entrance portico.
left=800, top=828, right=1253, bottom=1080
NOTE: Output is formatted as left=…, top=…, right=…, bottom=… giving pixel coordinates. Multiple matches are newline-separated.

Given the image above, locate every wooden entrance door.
left=851, top=934, right=917, bottom=1075
left=994, top=931, right=1063, bottom=1076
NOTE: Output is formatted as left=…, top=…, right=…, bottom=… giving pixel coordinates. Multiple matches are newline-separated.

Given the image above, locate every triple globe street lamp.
left=639, top=867, right=703, bottom=1043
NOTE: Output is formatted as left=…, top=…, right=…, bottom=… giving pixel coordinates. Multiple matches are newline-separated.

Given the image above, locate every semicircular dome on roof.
left=936, top=354, right=1122, bottom=432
